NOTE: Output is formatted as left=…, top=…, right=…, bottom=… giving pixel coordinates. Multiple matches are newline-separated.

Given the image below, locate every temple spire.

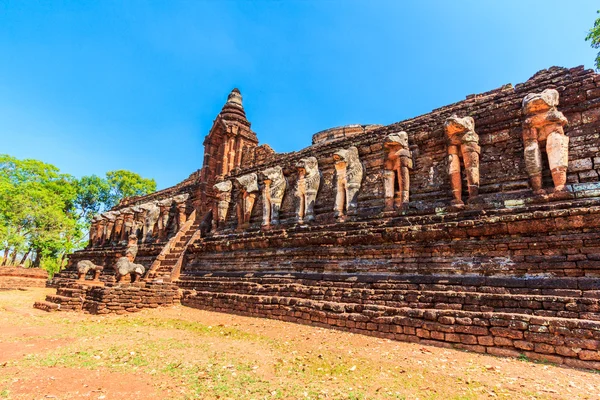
left=219, top=88, right=247, bottom=121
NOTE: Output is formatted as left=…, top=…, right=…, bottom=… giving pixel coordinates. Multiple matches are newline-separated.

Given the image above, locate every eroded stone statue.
left=103, top=211, right=119, bottom=245
left=77, top=260, right=103, bottom=281
left=112, top=234, right=143, bottom=283
left=444, top=115, right=480, bottom=206
left=294, top=157, right=320, bottom=223
left=141, top=202, right=160, bottom=243
left=120, top=208, right=135, bottom=243
left=112, top=212, right=124, bottom=245
left=173, top=194, right=190, bottom=230
left=235, top=173, right=259, bottom=230
left=383, top=131, right=413, bottom=211
left=333, top=146, right=364, bottom=220
left=157, top=198, right=173, bottom=241
left=125, top=234, right=138, bottom=262
left=90, top=215, right=102, bottom=247
left=260, top=166, right=287, bottom=227
left=213, top=180, right=233, bottom=230
left=113, top=257, right=145, bottom=283
left=131, top=205, right=145, bottom=240
left=522, top=88, right=569, bottom=195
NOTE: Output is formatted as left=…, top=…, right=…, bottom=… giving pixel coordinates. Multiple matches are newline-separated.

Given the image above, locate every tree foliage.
left=586, top=10, right=600, bottom=70
left=105, top=170, right=156, bottom=209
left=0, top=154, right=155, bottom=275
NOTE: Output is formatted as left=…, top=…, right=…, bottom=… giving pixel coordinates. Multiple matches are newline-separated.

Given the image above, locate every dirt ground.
left=0, top=288, right=599, bottom=399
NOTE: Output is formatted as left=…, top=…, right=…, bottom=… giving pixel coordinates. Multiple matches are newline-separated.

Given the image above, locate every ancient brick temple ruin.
left=36, top=66, right=600, bottom=369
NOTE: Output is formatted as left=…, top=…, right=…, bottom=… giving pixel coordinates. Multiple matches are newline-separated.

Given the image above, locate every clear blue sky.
left=1, top=1, right=598, bottom=190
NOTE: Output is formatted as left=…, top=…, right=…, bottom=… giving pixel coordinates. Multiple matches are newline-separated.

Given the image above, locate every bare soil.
left=0, top=288, right=599, bottom=399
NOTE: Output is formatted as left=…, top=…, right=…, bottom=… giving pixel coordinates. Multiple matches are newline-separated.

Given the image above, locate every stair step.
left=160, top=259, right=177, bottom=266
left=33, top=301, right=59, bottom=312
left=56, top=287, right=85, bottom=297
left=46, top=294, right=83, bottom=304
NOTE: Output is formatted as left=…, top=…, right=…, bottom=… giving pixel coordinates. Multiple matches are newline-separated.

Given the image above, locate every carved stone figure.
left=76, top=260, right=103, bottom=281
left=112, top=212, right=124, bottom=244
left=125, top=234, right=138, bottom=262
left=94, top=216, right=107, bottom=246
left=333, top=146, right=364, bottom=219
left=120, top=208, right=135, bottom=243
left=89, top=215, right=102, bottom=247
left=131, top=205, right=145, bottom=240
left=294, top=157, right=321, bottom=223
left=113, top=257, right=145, bottom=283
left=141, top=202, right=160, bottom=243
left=173, top=194, right=189, bottom=230
left=444, top=115, right=480, bottom=206
left=522, top=88, right=569, bottom=195
left=383, top=132, right=413, bottom=211
left=260, top=166, right=287, bottom=227
left=213, top=180, right=233, bottom=230
left=157, top=198, right=173, bottom=241
left=235, top=173, right=258, bottom=230
left=103, top=211, right=119, bottom=245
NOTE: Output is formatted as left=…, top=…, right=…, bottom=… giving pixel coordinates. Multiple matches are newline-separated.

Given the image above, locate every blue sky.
left=1, top=1, right=598, bottom=190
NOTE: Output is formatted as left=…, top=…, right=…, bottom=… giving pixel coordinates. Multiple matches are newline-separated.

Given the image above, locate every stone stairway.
left=146, top=209, right=201, bottom=281
left=150, top=223, right=200, bottom=279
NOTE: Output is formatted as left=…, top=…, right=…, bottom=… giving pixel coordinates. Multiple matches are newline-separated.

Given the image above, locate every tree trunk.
left=19, top=247, right=32, bottom=266
left=1, top=247, right=9, bottom=266
left=9, top=248, right=18, bottom=266
left=32, top=251, right=41, bottom=269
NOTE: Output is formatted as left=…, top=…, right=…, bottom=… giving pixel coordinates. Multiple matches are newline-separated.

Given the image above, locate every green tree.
left=73, top=175, right=111, bottom=222
left=586, top=10, right=600, bottom=69
left=105, top=170, right=156, bottom=208
left=0, top=154, right=156, bottom=274
left=0, top=155, right=79, bottom=269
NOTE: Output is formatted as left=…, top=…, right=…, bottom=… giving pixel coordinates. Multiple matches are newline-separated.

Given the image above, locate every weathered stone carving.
left=213, top=180, right=233, bottom=230
left=522, top=88, right=569, bottom=194
left=76, top=260, right=103, bottom=281
left=333, top=146, right=364, bottom=219
left=157, top=198, right=173, bottom=241
left=444, top=115, right=480, bottom=206
left=112, top=234, right=142, bottom=283
left=125, top=234, right=138, bottom=262
left=90, top=215, right=102, bottom=247
left=113, top=257, right=145, bottom=283
left=141, top=202, right=160, bottom=243
left=173, top=194, right=189, bottom=230
left=294, top=157, right=321, bottom=223
left=235, top=173, right=258, bottom=229
left=112, top=212, right=124, bottom=244
left=260, top=166, right=287, bottom=227
left=383, top=132, right=413, bottom=211
left=131, top=205, right=145, bottom=240
left=120, top=208, right=135, bottom=243
left=103, top=211, right=119, bottom=245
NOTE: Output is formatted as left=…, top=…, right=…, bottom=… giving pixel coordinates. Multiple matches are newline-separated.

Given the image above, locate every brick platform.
left=0, top=267, right=48, bottom=289
left=34, top=281, right=179, bottom=314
